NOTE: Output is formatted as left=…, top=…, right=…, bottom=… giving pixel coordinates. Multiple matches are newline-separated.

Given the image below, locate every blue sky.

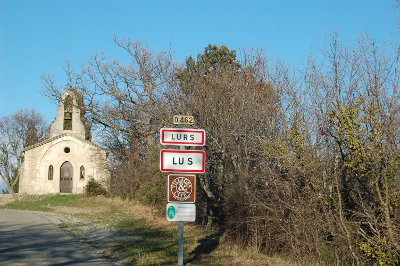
left=0, top=0, right=399, bottom=123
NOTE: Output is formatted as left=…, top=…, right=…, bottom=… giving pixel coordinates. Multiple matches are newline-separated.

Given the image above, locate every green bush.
left=360, top=240, right=399, bottom=266
left=85, top=178, right=107, bottom=196
left=136, top=177, right=165, bottom=206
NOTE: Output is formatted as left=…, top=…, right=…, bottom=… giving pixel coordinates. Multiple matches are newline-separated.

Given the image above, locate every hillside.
left=1, top=195, right=293, bottom=265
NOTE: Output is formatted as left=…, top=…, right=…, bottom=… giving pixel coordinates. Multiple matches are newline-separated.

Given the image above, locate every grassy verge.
left=2, top=194, right=85, bottom=211
left=1, top=194, right=292, bottom=265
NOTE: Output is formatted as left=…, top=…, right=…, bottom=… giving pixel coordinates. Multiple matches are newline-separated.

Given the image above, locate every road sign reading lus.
left=160, top=150, right=205, bottom=173
left=160, top=128, right=206, bottom=146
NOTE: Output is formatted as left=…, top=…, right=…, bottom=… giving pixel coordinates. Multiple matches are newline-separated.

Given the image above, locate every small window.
left=80, top=166, right=85, bottom=180
left=48, top=165, right=53, bottom=180
left=64, top=147, right=70, bottom=153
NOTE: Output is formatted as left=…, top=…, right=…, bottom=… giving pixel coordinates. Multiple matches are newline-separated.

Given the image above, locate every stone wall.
left=0, top=194, right=19, bottom=205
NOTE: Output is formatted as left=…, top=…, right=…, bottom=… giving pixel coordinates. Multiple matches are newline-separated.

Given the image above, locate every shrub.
left=136, top=177, right=166, bottom=206
left=85, top=178, right=107, bottom=196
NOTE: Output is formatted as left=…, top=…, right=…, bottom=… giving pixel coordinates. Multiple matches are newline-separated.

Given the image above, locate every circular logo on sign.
left=167, top=205, right=176, bottom=219
left=171, top=176, right=193, bottom=201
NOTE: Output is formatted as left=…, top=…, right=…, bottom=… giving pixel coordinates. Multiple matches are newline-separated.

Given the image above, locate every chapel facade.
left=19, top=89, right=109, bottom=194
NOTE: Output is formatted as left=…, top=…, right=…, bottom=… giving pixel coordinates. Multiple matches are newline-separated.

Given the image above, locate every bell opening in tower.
left=63, top=95, right=73, bottom=130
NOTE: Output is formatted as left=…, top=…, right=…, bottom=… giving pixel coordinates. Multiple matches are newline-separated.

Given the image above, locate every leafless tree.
left=42, top=38, right=180, bottom=201
left=41, top=36, right=400, bottom=264
left=0, top=109, right=47, bottom=197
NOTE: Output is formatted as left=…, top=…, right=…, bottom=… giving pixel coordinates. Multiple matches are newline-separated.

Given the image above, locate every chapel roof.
left=23, top=133, right=107, bottom=152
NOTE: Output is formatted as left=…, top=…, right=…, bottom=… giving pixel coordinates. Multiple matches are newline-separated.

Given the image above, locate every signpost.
left=160, top=115, right=205, bottom=266
left=160, top=150, right=205, bottom=173
left=167, top=174, right=196, bottom=203
left=160, top=128, right=206, bottom=146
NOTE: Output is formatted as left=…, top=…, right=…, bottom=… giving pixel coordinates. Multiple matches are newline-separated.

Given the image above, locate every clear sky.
left=0, top=0, right=399, bottom=123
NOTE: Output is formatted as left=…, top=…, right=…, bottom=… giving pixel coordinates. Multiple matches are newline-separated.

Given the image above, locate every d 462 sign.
left=173, top=115, right=194, bottom=125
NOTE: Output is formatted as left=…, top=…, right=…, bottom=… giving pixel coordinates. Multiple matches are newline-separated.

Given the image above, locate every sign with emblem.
left=167, top=174, right=196, bottom=203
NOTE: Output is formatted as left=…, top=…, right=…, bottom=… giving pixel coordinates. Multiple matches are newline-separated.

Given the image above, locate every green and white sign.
left=166, top=203, right=196, bottom=222
left=167, top=205, right=176, bottom=219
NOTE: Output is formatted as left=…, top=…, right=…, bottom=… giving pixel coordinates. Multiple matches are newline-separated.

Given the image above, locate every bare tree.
left=0, top=109, right=48, bottom=197
left=42, top=38, right=179, bottom=201
left=178, top=45, right=280, bottom=227
left=297, top=34, right=400, bottom=264
left=43, top=38, right=178, bottom=149
left=40, top=37, right=400, bottom=264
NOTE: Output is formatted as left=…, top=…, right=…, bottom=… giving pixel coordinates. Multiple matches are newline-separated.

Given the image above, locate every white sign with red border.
left=160, top=128, right=205, bottom=146
left=160, top=150, right=205, bottom=173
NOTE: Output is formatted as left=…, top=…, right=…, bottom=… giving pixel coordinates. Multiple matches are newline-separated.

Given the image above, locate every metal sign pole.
left=178, top=221, right=184, bottom=265
left=178, top=124, right=185, bottom=266
left=164, top=117, right=203, bottom=265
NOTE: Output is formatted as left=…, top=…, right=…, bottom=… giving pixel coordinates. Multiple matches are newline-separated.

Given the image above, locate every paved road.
left=0, top=209, right=114, bottom=265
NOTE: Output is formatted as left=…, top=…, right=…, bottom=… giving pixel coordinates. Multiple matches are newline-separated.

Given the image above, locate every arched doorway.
left=60, top=161, right=73, bottom=193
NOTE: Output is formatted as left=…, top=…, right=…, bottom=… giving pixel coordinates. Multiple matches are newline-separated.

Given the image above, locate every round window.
left=64, top=147, right=70, bottom=153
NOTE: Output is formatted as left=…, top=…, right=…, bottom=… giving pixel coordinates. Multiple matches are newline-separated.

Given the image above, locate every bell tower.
left=49, top=88, right=86, bottom=139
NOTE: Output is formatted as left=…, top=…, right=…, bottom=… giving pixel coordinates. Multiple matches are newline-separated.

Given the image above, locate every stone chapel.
left=19, top=89, right=109, bottom=194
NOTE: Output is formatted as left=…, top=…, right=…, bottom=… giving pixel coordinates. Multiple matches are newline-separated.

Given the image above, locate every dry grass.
left=2, top=194, right=297, bottom=265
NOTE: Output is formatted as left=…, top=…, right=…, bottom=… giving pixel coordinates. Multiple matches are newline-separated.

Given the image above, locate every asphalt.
left=0, top=209, right=114, bottom=266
